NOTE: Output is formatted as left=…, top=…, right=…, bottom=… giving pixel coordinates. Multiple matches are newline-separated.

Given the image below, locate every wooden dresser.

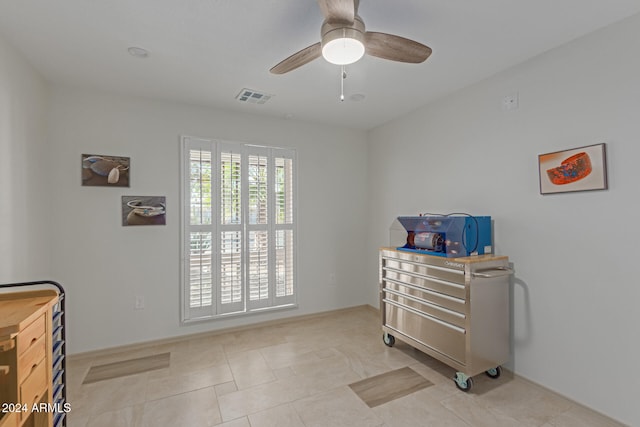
left=0, top=290, right=59, bottom=427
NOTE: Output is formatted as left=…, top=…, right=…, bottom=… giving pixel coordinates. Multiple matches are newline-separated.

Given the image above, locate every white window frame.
left=180, top=136, right=297, bottom=322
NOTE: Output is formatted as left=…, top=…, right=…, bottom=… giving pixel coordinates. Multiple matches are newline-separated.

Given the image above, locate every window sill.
left=181, top=303, right=298, bottom=325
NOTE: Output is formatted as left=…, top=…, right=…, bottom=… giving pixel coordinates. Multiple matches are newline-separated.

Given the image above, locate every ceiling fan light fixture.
left=321, top=27, right=365, bottom=65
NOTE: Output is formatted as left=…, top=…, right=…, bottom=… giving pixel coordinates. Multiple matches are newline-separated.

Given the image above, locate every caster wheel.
left=485, top=366, right=502, bottom=379
left=383, top=333, right=395, bottom=347
left=453, top=373, right=473, bottom=392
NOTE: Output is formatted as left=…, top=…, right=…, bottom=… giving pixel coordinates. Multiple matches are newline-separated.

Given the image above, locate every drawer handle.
left=31, top=363, right=39, bottom=373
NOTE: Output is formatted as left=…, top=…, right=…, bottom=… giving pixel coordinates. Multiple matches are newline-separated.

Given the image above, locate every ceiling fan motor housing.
left=321, top=16, right=366, bottom=64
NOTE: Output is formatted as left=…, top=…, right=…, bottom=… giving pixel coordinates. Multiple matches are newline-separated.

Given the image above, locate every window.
left=180, top=136, right=297, bottom=321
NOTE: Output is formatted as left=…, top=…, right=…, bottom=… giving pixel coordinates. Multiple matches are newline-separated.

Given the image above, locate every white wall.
left=47, top=86, right=369, bottom=354
left=0, top=33, right=51, bottom=283
left=366, top=13, right=640, bottom=426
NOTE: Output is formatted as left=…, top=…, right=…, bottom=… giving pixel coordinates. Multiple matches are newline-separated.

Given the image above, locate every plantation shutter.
left=181, top=137, right=216, bottom=320
left=273, top=152, right=296, bottom=305
left=181, top=137, right=296, bottom=322
left=218, top=143, right=245, bottom=314
left=246, top=146, right=271, bottom=310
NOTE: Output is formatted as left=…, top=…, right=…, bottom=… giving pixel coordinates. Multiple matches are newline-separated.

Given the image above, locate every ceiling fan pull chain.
left=340, top=65, right=346, bottom=102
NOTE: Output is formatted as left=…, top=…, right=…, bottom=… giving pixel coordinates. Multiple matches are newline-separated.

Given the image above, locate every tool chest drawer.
left=382, top=285, right=466, bottom=329
left=383, top=258, right=465, bottom=285
left=385, top=302, right=466, bottom=363
left=382, top=267, right=466, bottom=300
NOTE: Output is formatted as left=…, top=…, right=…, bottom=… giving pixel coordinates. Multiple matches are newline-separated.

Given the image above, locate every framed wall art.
left=122, top=196, right=166, bottom=226
left=82, top=154, right=130, bottom=187
left=538, top=143, right=607, bottom=195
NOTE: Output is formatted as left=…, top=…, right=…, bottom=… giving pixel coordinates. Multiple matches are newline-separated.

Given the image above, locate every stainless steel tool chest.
left=379, top=247, right=512, bottom=391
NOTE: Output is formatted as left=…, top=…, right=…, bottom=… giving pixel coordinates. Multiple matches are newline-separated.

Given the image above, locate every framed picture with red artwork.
left=538, top=143, right=607, bottom=195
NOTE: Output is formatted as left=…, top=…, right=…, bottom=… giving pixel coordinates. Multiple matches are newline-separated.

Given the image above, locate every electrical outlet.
left=134, top=296, right=145, bottom=310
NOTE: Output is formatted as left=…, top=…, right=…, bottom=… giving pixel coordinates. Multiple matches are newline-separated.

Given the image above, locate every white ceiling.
left=2, top=0, right=640, bottom=131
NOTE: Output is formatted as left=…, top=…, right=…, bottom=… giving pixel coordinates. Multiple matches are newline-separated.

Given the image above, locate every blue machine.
left=396, top=214, right=492, bottom=258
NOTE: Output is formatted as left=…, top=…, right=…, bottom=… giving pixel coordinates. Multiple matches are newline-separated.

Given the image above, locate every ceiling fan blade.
left=317, top=0, right=355, bottom=23
left=365, top=32, right=432, bottom=63
left=270, top=42, right=322, bottom=74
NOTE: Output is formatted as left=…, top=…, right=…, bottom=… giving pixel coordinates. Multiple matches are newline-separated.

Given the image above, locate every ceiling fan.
left=270, top=0, right=432, bottom=74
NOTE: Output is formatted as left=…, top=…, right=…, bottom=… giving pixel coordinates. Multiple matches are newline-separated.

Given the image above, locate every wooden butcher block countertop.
left=380, top=247, right=509, bottom=263
left=0, top=291, right=58, bottom=339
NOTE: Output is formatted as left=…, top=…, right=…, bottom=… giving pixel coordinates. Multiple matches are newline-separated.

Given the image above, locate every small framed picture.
left=82, top=154, right=130, bottom=187
left=538, top=143, right=607, bottom=195
left=122, top=196, right=166, bottom=226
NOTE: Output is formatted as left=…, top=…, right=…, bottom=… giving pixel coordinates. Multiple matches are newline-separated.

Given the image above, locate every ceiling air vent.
left=236, top=88, right=273, bottom=105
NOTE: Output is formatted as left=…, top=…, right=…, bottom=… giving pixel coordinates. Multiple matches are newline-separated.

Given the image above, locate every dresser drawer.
left=19, top=359, right=47, bottom=421
left=17, top=334, right=46, bottom=385
left=16, top=315, right=45, bottom=356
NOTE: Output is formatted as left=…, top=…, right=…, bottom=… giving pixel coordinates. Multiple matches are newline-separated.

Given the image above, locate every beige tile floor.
left=65, top=306, right=625, bottom=427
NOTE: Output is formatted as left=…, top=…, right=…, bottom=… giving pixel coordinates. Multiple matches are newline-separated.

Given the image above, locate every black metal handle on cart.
left=0, top=280, right=67, bottom=427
